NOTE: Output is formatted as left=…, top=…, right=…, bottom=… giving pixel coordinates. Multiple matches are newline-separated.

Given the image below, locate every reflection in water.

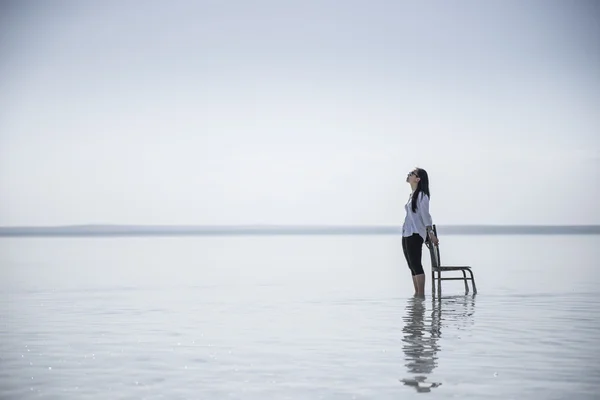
left=400, top=295, right=476, bottom=393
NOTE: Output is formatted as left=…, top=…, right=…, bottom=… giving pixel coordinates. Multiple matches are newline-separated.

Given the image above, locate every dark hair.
left=411, top=167, right=431, bottom=212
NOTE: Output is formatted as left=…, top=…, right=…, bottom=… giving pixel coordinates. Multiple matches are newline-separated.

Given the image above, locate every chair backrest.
left=426, top=224, right=441, bottom=269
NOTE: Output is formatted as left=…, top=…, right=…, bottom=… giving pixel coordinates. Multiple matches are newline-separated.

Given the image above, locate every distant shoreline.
left=0, top=225, right=599, bottom=237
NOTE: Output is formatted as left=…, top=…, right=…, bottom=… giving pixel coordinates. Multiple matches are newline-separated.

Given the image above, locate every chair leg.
left=461, top=269, right=469, bottom=294
left=431, top=269, right=435, bottom=295
left=437, top=270, right=442, bottom=297
left=468, top=269, right=477, bottom=294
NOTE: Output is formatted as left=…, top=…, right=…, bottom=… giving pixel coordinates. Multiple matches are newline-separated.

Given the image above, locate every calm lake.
left=1, top=234, right=599, bottom=399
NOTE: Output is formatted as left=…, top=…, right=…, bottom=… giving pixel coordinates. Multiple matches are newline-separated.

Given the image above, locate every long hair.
left=411, top=168, right=431, bottom=212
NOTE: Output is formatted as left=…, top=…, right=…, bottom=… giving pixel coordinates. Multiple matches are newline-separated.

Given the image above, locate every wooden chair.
left=426, top=225, right=477, bottom=296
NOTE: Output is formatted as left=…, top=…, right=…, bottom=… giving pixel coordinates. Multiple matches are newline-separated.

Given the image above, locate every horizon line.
left=2, top=223, right=600, bottom=228
left=1, top=223, right=599, bottom=237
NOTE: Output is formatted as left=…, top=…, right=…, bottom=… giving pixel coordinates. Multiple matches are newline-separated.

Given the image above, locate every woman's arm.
left=419, top=193, right=438, bottom=244
left=419, top=193, right=433, bottom=227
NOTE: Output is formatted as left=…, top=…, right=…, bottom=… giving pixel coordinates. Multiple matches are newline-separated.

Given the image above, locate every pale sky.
left=1, top=0, right=598, bottom=226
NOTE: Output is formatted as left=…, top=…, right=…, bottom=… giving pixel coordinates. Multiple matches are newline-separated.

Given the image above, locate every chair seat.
left=434, top=265, right=472, bottom=271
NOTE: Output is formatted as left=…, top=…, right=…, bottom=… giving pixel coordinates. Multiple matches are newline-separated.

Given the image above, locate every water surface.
left=1, top=235, right=598, bottom=399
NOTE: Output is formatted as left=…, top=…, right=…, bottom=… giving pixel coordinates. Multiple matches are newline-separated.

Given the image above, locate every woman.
left=402, top=167, right=438, bottom=296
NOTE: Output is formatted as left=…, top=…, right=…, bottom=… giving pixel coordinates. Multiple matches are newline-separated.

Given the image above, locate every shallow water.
left=1, top=235, right=599, bottom=399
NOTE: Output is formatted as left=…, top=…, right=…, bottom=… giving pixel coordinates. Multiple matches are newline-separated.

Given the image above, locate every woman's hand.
left=429, top=232, right=439, bottom=246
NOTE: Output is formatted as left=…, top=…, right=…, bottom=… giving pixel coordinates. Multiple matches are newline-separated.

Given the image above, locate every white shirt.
left=402, top=191, right=433, bottom=241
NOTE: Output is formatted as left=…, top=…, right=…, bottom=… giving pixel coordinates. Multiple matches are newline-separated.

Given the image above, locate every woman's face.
left=406, top=169, right=421, bottom=184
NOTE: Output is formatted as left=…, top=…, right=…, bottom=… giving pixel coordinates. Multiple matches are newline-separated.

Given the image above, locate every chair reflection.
left=400, top=295, right=476, bottom=393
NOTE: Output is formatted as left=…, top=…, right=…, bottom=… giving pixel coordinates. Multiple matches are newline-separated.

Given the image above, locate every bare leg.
left=412, top=275, right=418, bottom=294
left=414, top=274, right=426, bottom=296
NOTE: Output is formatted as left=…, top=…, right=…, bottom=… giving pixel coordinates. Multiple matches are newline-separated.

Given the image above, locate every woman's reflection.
left=399, top=295, right=475, bottom=393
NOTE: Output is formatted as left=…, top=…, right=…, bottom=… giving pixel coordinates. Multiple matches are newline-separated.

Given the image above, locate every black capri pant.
left=402, top=233, right=424, bottom=276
